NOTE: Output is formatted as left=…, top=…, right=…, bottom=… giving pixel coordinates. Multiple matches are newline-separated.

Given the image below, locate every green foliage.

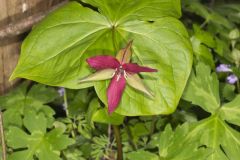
left=87, top=98, right=124, bottom=125
left=126, top=150, right=159, bottom=160
left=183, top=63, right=220, bottom=113
left=0, top=83, right=58, bottom=128
left=6, top=109, right=74, bottom=160
left=0, top=83, right=75, bottom=160
left=220, top=95, right=240, bottom=126
left=187, top=116, right=240, bottom=160
left=220, top=83, right=236, bottom=101
left=63, top=136, right=91, bottom=160
left=183, top=0, right=234, bottom=29
left=191, top=25, right=215, bottom=68
left=67, top=89, right=92, bottom=118
left=81, top=0, right=182, bottom=21
left=156, top=124, right=211, bottom=160
left=1, top=0, right=240, bottom=160
left=10, top=0, right=193, bottom=116
left=91, top=135, right=115, bottom=160
left=92, top=108, right=124, bottom=125
left=183, top=63, right=240, bottom=159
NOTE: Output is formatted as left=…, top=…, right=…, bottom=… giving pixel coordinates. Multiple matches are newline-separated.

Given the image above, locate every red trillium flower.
left=79, top=41, right=157, bottom=114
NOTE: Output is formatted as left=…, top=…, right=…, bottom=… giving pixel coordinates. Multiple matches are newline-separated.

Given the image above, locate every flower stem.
left=63, top=88, right=69, bottom=116
left=108, top=124, right=112, bottom=149
left=200, top=19, right=208, bottom=29
left=113, top=125, right=123, bottom=160
left=0, top=111, right=6, bottom=160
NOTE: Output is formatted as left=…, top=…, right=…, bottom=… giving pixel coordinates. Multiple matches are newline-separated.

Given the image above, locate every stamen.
left=111, top=68, right=117, bottom=78
left=116, top=74, right=121, bottom=81
left=124, top=70, right=128, bottom=79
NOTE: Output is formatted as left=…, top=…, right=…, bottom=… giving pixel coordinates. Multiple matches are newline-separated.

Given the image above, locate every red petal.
left=87, top=56, right=120, bottom=70
left=107, top=74, right=126, bottom=114
left=123, top=63, right=157, bottom=73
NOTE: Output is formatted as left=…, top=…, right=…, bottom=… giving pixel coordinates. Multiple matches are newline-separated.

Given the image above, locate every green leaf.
left=95, top=18, right=192, bottom=116
left=6, top=109, right=75, bottom=160
left=231, top=49, right=240, bottom=67
left=183, top=62, right=220, bottom=113
left=81, top=0, right=181, bottom=23
left=186, top=115, right=240, bottom=160
left=2, top=108, right=22, bottom=128
left=11, top=1, right=192, bottom=116
left=126, top=150, right=159, bottom=160
left=0, top=83, right=57, bottom=128
left=221, top=138, right=240, bottom=160
left=191, top=36, right=215, bottom=69
left=229, top=28, right=240, bottom=40
left=181, top=60, right=240, bottom=159
left=28, top=84, right=58, bottom=103
left=62, top=136, right=91, bottom=159
left=193, top=25, right=216, bottom=48
left=191, top=25, right=215, bottom=69
left=77, top=115, right=92, bottom=139
left=220, top=95, right=240, bottom=126
left=183, top=0, right=210, bottom=19
left=149, top=124, right=211, bottom=160
left=183, top=0, right=233, bottom=29
left=216, top=4, right=240, bottom=24
left=208, top=12, right=234, bottom=29
left=130, top=123, right=149, bottom=138
left=63, top=148, right=86, bottom=160
left=87, top=98, right=99, bottom=127
left=214, top=38, right=229, bottom=57
left=10, top=2, right=111, bottom=88
left=23, top=109, right=47, bottom=133
left=161, top=124, right=211, bottom=160
left=0, top=83, right=58, bottom=110
left=0, top=83, right=28, bottom=110
left=67, top=89, right=91, bottom=117
left=91, top=135, right=113, bottom=160
left=220, top=83, right=236, bottom=101
left=92, top=108, right=124, bottom=125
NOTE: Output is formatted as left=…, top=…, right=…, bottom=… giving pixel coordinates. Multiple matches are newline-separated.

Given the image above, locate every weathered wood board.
left=0, top=0, right=63, bottom=95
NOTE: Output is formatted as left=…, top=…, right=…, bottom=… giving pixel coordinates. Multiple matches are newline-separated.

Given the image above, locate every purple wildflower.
left=227, top=74, right=238, bottom=84
left=58, top=87, right=65, bottom=97
left=216, top=64, right=232, bottom=72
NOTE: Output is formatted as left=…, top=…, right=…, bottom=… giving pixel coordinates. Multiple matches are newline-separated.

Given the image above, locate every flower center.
left=115, top=65, right=127, bottom=81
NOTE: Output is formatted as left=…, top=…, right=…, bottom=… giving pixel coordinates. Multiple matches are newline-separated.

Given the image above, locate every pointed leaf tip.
left=9, top=74, right=16, bottom=81
left=9, top=69, right=20, bottom=81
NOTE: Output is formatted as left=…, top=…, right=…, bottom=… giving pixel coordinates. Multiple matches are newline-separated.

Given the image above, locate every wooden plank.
left=0, top=50, right=3, bottom=94
left=0, top=0, right=63, bottom=95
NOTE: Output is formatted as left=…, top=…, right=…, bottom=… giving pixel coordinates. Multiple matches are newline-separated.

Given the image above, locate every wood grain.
left=0, top=0, right=64, bottom=95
